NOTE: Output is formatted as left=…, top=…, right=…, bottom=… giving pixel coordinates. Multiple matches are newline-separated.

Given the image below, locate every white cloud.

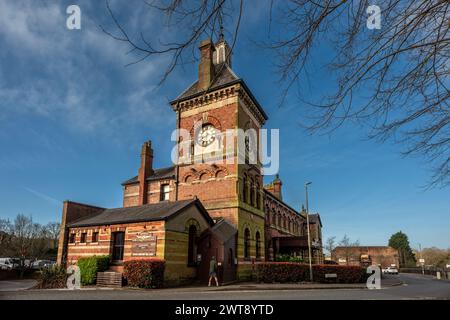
left=0, top=0, right=170, bottom=137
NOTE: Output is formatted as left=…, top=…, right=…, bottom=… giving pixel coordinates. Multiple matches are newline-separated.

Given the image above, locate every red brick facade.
left=332, top=246, right=399, bottom=268
left=57, top=37, right=325, bottom=282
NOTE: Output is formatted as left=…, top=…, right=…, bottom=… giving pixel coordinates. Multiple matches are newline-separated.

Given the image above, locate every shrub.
left=123, top=259, right=165, bottom=289
left=37, top=265, right=68, bottom=289
left=77, top=255, right=110, bottom=286
left=275, top=254, right=304, bottom=263
left=312, top=265, right=366, bottom=283
left=256, top=263, right=367, bottom=283
left=256, top=262, right=309, bottom=283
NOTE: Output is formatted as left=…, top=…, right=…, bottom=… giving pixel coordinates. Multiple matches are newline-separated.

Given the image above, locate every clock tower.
left=170, top=37, right=268, bottom=279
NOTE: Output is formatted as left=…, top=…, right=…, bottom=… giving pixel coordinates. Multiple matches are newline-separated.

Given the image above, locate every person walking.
left=208, top=256, right=219, bottom=287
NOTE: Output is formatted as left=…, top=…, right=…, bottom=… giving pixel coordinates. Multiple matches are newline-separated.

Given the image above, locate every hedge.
left=123, top=259, right=165, bottom=289
left=77, top=255, right=110, bottom=286
left=312, top=265, right=367, bottom=283
left=256, top=263, right=367, bottom=283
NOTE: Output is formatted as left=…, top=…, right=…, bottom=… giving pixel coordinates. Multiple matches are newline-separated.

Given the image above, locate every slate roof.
left=122, top=166, right=175, bottom=185
left=308, top=213, right=322, bottom=227
left=68, top=199, right=212, bottom=228
left=174, top=63, right=238, bottom=100
left=170, top=63, right=268, bottom=121
left=210, top=218, right=237, bottom=243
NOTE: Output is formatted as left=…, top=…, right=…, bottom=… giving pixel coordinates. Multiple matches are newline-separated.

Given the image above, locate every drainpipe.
left=175, top=104, right=181, bottom=201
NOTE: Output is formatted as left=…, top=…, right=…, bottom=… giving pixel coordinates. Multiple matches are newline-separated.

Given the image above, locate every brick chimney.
left=198, top=39, right=215, bottom=91
left=138, top=140, right=154, bottom=205
left=272, top=174, right=283, bottom=200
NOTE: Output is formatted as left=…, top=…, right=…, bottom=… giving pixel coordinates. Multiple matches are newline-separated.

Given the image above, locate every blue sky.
left=0, top=0, right=448, bottom=249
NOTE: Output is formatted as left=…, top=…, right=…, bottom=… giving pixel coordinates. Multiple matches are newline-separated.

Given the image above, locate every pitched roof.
left=175, top=63, right=238, bottom=100
left=308, top=213, right=322, bottom=227
left=67, top=199, right=212, bottom=228
left=170, top=63, right=268, bottom=121
left=122, top=166, right=175, bottom=185
left=210, top=218, right=237, bottom=243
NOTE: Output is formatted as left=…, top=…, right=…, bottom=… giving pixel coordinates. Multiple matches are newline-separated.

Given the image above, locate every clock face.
left=197, top=124, right=216, bottom=147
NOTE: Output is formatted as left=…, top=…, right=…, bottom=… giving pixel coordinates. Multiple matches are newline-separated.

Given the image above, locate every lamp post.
left=305, top=182, right=313, bottom=282
left=418, top=243, right=424, bottom=275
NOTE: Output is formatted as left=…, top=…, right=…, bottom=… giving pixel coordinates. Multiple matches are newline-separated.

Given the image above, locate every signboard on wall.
left=131, top=231, right=157, bottom=257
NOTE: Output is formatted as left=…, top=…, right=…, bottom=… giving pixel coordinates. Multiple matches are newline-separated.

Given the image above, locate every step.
left=96, top=271, right=123, bottom=288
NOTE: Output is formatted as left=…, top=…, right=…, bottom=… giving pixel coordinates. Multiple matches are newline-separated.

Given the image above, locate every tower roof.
left=170, top=62, right=268, bottom=121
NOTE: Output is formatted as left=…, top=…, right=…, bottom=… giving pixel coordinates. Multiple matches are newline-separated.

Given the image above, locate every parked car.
left=383, top=266, right=399, bottom=275
left=31, top=260, right=56, bottom=269
left=0, top=258, right=15, bottom=270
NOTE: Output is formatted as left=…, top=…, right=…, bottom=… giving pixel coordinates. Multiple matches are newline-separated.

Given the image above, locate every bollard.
left=436, top=271, right=441, bottom=280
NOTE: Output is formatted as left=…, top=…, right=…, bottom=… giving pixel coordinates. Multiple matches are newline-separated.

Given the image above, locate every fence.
left=399, top=267, right=450, bottom=279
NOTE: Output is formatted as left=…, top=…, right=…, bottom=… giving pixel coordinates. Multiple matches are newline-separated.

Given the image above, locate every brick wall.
left=57, top=201, right=105, bottom=265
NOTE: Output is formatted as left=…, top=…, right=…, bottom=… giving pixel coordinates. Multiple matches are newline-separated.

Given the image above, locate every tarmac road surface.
left=0, top=273, right=449, bottom=300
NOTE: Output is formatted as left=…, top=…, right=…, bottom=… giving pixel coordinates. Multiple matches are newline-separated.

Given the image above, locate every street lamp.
left=305, top=181, right=313, bottom=282
left=418, top=243, right=424, bottom=275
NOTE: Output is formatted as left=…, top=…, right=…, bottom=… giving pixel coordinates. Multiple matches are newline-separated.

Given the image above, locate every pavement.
left=204, top=275, right=402, bottom=291
left=0, top=273, right=448, bottom=300
left=0, top=280, right=37, bottom=292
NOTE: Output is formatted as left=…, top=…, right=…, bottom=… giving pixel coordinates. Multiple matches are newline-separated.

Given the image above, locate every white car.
left=383, top=266, right=399, bottom=275
left=31, top=260, right=56, bottom=269
left=0, top=258, right=15, bottom=270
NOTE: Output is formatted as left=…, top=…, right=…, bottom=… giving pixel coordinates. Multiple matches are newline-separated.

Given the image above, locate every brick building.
left=57, top=36, right=324, bottom=284
left=332, top=246, right=399, bottom=268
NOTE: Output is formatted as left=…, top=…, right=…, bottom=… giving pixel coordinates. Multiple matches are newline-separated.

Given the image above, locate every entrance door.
left=112, top=232, right=125, bottom=262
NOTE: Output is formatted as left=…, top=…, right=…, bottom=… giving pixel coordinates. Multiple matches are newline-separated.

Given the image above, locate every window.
left=111, top=232, right=125, bottom=262
left=188, top=225, right=197, bottom=266
left=69, top=233, right=76, bottom=244
left=249, top=180, right=255, bottom=206
left=92, top=232, right=99, bottom=243
left=80, top=232, right=87, bottom=243
left=256, top=184, right=260, bottom=209
left=242, top=177, right=247, bottom=203
left=255, top=231, right=261, bottom=260
left=244, top=228, right=250, bottom=259
left=272, top=213, right=276, bottom=225
left=160, top=184, right=170, bottom=201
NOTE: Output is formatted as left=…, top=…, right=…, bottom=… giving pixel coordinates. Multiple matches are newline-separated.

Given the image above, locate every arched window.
left=188, top=225, right=197, bottom=266
left=249, top=179, right=255, bottom=206
left=255, top=183, right=260, bottom=209
left=272, top=212, right=276, bottom=225
left=242, top=176, right=247, bottom=203
left=255, top=231, right=261, bottom=259
left=244, top=228, right=250, bottom=259
left=277, top=214, right=281, bottom=227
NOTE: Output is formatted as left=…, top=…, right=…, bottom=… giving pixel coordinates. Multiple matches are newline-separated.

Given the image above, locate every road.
left=0, top=273, right=449, bottom=300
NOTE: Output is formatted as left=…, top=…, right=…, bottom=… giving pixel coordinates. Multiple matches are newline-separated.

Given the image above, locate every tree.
left=324, top=236, right=336, bottom=258
left=388, top=231, right=416, bottom=267
left=103, top=0, right=450, bottom=187
left=338, top=234, right=360, bottom=265
left=418, top=247, right=450, bottom=268
left=0, top=218, right=12, bottom=256
left=1, top=214, right=59, bottom=277
left=45, top=222, right=61, bottom=250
